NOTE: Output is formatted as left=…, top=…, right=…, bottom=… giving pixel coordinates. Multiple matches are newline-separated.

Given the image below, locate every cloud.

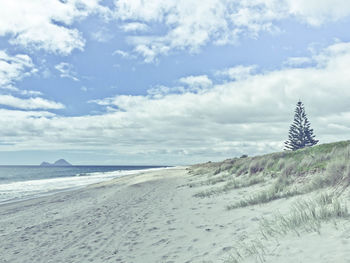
left=141, top=75, right=214, bottom=98
left=0, top=0, right=110, bottom=55
left=91, top=27, right=113, bottom=42
left=0, top=51, right=36, bottom=88
left=283, top=57, right=313, bottom=67
left=179, top=75, right=213, bottom=91
left=79, top=42, right=350, bottom=154
left=55, top=62, right=79, bottom=81
left=120, top=22, right=149, bottom=32
left=19, top=90, right=43, bottom=96
left=113, top=0, right=350, bottom=62
left=0, top=50, right=43, bottom=96
left=112, top=49, right=134, bottom=59
left=2, top=0, right=349, bottom=62
left=81, top=86, right=88, bottom=92
left=2, top=41, right=350, bottom=163
left=285, top=0, right=350, bottom=26
left=0, top=95, right=65, bottom=110
left=115, top=0, right=233, bottom=62
left=216, top=65, right=257, bottom=80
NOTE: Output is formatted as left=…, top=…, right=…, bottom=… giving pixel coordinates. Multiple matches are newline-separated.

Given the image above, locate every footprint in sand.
left=222, top=246, right=233, bottom=252
left=152, top=238, right=169, bottom=246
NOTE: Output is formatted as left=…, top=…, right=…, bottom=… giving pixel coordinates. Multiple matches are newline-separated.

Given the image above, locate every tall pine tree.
left=284, top=101, right=318, bottom=151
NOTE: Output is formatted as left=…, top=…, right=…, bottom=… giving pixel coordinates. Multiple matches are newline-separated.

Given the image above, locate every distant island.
left=40, top=159, right=72, bottom=166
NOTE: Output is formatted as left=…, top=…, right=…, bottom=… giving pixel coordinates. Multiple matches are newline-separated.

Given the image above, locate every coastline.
left=1, top=164, right=350, bottom=263
left=0, top=166, right=171, bottom=205
left=1, top=166, right=205, bottom=263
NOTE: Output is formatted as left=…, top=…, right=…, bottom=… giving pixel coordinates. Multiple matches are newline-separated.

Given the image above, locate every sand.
left=1, top=167, right=350, bottom=263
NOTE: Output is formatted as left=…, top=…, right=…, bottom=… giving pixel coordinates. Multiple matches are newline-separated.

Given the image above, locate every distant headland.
left=40, top=159, right=72, bottom=166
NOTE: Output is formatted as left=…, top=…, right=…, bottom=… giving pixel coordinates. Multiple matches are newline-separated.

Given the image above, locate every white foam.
left=0, top=167, right=166, bottom=204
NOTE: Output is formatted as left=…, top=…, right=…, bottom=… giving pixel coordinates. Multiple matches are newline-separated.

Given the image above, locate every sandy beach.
left=3, top=1, right=350, bottom=262
left=1, top=167, right=235, bottom=263
left=1, top=164, right=350, bottom=263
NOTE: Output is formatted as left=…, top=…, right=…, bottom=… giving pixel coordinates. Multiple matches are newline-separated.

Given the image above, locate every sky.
left=1, top=0, right=350, bottom=165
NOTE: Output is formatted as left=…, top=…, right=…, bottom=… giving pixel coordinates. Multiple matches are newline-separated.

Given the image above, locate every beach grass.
left=188, top=140, right=350, bottom=262
left=194, top=176, right=265, bottom=198
left=226, top=193, right=349, bottom=263
left=187, top=141, right=350, bottom=263
left=189, top=141, right=350, bottom=209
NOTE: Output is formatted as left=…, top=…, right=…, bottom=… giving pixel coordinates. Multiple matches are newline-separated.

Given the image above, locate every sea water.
left=0, top=165, right=166, bottom=204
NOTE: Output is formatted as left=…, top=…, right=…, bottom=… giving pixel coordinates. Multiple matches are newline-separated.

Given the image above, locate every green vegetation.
left=259, top=193, right=348, bottom=238
left=189, top=140, right=350, bottom=263
left=194, top=176, right=264, bottom=198
left=188, top=141, right=350, bottom=263
left=284, top=100, right=318, bottom=151
left=227, top=176, right=298, bottom=209
left=190, top=140, right=350, bottom=209
left=228, top=143, right=350, bottom=209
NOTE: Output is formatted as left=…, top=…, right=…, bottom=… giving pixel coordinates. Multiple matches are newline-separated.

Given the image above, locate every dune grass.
left=259, top=193, right=348, bottom=238
left=187, top=141, right=350, bottom=262
left=223, top=142, right=350, bottom=209
left=194, top=176, right=265, bottom=198
left=226, top=176, right=299, bottom=209
left=188, top=173, right=233, bottom=188
left=188, top=141, right=350, bottom=262
left=227, top=158, right=350, bottom=210
left=189, top=140, right=350, bottom=209
left=197, top=140, right=350, bottom=178
left=226, top=193, right=349, bottom=263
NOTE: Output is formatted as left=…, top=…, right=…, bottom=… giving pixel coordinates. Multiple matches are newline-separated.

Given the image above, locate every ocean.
left=0, top=165, right=166, bottom=204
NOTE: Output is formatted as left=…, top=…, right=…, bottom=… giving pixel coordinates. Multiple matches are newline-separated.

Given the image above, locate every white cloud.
left=0, top=95, right=65, bottom=110
left=0, top=85, right=42, bottom=97
left=1, top=0, right=349, bottom=62
left=179, top=75, right=213, bottom=91
left=0, top=50, right=42, bottom=96
left=55, top=62, right=79, bottom=81
left=113, top=0, right=350, bottom=62
left=112, top=49, right=133, bottom=59
left=115, top=0, right=232, bottom=62
left=0, top=51, right=36, bottom=88
left=285, top=0, right=350, bottom=26
left=114, top=0, right=282, bottom=61
left=91, top=27, right=113, bottom=42
left=0, top=0, right=110, bottom=55
left=19, top=90, right=43, bottom=96
left=2, top=42, right=350, bottom=163
left=81, top=86, right=88, bottom=92
left=283, top=57, right=313, bottom=67
left=0, top=108, right=55, bottom=118
left=120, top=22, right=149, bottom=32
left=216, top=65, right=257, bottom=80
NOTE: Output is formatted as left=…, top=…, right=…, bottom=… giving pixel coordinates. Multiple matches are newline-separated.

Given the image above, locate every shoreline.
left=2, top=163, right=349, bottom=263
left=1, top=166, right=199, bottom=263
left=0, top=166, right=176, bottom=206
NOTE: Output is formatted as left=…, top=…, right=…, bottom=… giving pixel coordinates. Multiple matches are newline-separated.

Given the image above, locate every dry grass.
left=227, top=178, right=299, bottom=210
left=188, top=141, right=350, bottom=262
left=259, top=193, right=348, bottom=238
left=189, top=140, right=350, bottom=206
left=194, top=176, right=265, bottom=198
left=226, top=193, right=349, bottom=263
